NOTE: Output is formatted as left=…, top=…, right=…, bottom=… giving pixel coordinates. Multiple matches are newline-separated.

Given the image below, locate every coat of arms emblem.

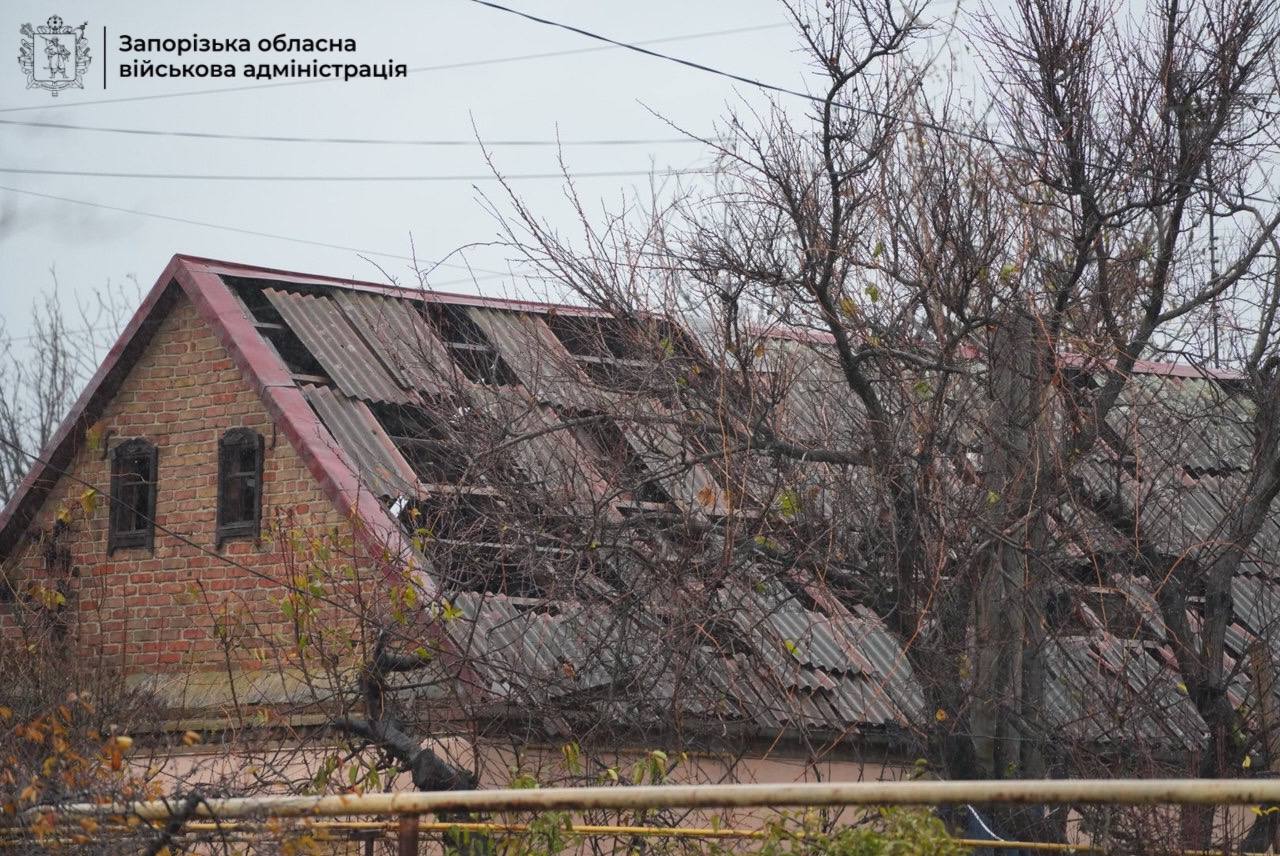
left=19, top=16, right=90, bottom=96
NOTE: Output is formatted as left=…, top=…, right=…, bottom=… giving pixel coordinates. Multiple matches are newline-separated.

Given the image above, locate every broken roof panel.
left=333, top=290, right=458, bottom=397
left=468, top=307, right=604, bottom=410
left=265, top=288, right=416, bottom=404
left=301, top=384, right=419, bottom=500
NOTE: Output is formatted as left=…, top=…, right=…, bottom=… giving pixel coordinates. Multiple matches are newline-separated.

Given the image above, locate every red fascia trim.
left=0, top=256, right=187, bottom=557
left=172, top=258, right=436, bottom=598
left=1058, top=352, right=1245, bottom=381
left=176, top=258, right=485, bottom=701
left=174, top=253, right=609, bottom=318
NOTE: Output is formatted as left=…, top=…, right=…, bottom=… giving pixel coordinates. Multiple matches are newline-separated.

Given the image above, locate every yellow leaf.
left=85, top=424, right=104, bottom=453
left=935, top=708, right=948, bottom=722
left=0, top=706, right=11, bottom=721
left=182, top=730, right=202, bottom=746
left=1243, top=755, right=1253, bottom=769
left=79, top=488, right=98, bottom=516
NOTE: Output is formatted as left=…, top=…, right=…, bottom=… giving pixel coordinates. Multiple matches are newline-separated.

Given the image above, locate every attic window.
left=425, top=303, right=517, bottom=386
left=108, top=439, right=157, bottom=554
left=216, top=429, right=264, bottom=547
left=566, top=410, right=669, bottom=505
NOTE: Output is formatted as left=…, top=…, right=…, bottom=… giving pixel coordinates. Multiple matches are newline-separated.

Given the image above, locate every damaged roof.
left=1, top=254, right=1276, bottom=754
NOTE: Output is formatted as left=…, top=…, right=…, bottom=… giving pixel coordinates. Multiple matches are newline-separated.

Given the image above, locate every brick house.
left=1, top=254, right=1275, bottom=794
left=0, top=255, right=931, bottom=782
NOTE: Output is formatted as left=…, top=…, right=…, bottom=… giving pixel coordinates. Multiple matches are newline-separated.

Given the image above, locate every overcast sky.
left=1, top=0, right=875, bottom=339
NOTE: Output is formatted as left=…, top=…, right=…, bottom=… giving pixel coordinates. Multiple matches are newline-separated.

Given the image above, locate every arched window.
left=217, top=428, right=264, bottom=547
left=108, top=439, right=158, bottom=554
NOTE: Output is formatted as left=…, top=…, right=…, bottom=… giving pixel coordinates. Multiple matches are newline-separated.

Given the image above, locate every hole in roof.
left=370, top=401, right=470, bottom=485
left=546, top=314, right=696, bottom=397
left=399, top=494, right=547, bottom=597
left=227, top=279, right=328, bottom=379
left=424, top=303, right=518, bottom=386
left=563, top=409, right=670, bottom=505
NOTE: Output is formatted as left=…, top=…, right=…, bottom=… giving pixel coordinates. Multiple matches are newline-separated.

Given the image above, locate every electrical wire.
left=467, top=0, right=1279, bottom=208
left=0, top=184, right=517, bottom=281
left=0, top=117, right=709, bottom=147
left=0, top=166, right=706, bottom=183
left=0, top=23, right=789, bottom=114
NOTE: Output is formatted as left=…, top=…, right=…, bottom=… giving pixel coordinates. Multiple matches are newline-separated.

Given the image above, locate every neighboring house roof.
left=1, top=254, right=1276, bottom=755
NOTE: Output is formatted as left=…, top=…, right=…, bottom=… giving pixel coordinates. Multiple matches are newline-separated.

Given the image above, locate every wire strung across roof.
left=0, top=166, right=708, bottom=182
left=0, top=184, right=523, bottom=279
left=0, top=117, right=712, bottom=147
left=467, top=0, right=1279, bottom=208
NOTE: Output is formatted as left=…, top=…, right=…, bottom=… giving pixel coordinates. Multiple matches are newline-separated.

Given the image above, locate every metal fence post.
left=398, top=814, right=420, bottom=856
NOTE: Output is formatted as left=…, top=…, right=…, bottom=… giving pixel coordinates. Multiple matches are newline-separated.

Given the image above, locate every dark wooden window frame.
left=216, top=428, right=265, bottom=548
left=108, top=438, right=158, bottom=555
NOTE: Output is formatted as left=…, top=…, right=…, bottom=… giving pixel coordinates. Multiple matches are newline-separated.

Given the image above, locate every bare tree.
left=0, top=274, right=138, bottom=503
left=479, top=0, right=1280, bottom=847
left=4, top=0, right=1280, bottom=852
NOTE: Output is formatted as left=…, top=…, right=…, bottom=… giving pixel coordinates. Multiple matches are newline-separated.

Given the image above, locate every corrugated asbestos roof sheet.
left=445, top=578, right=920, bottom=737
left=217, top=272, right=1277, bottom=746
left=266, top=288, right=416, bottom=404
left=301, top=385, right=418, bottom=499
left=333, top=290, right=458, bottom=397
left=468, top=307, right=601, bottom=410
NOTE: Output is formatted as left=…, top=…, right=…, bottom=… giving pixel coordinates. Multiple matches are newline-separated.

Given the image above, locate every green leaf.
left=872, top=240, right=885, bottom=259
left=986, top=489, right=1001, bottom=506
left=561, top=741, right=582, bottom=775
left=866, top=284, right=881, bottom=303
left=783, top=639, right=800, bottom=658
left=777, top=489, right=802, bottom=518
left=752, top=534, right=780, bottom=552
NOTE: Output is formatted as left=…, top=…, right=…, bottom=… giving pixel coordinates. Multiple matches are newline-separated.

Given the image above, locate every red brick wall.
left=0, top=292, right=362, bottom=696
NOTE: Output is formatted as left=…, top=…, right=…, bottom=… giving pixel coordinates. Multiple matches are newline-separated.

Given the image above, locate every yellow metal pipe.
left=7, top=815, right=1280, bottom=856
left=49, top=778, right=1280, bottom=820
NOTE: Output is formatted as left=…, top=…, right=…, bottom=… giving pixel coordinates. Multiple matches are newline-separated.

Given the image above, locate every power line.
left=467, top=0, right=1279, bottom=208
left=0, top=23, right=788, bottom=114
left=0, top=166, right=706, bottom=183
left=0, top=118, right=708, bottom=148
left=0, top=185, right=517, bottom=283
